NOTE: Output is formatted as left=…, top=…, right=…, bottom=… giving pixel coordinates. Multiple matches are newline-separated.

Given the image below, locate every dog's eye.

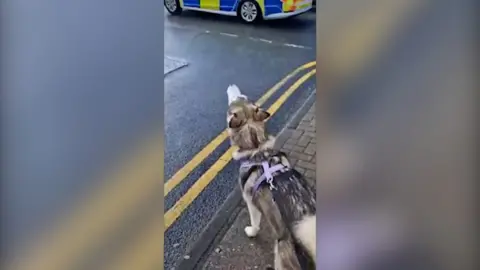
left=233, top=113, right=237, bottom=118
left=255, top=107, right=259, bottom=112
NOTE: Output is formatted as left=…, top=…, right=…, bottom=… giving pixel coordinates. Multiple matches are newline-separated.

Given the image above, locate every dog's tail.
left=294, top=215, right=316, bottom=262
left=227, top=84, right=247, bottom=105
left=274, top=239, right=303, bottom=270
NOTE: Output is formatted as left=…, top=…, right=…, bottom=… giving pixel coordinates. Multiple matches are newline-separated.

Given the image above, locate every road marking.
left=167, top=23, right=313, bottom=50
left=258, top=38, right=273, bottom=44
left=102, top=68, right=316, bottom=270
left=164, top=68, right=316, bottom=230
left=246, top=36, right=312, bottom=50
left=283, top=43, right=310, bottom=49
left=219, top=32, right=238, bottom=37
left=164, top=61, right=316, bottom=196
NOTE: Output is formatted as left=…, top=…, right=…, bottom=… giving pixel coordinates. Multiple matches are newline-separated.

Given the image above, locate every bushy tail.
left=275, top=239, right=302, bottom=270
left=227, top=84, right=247, bottom=105
left=294, top=215, right=316, bottom=262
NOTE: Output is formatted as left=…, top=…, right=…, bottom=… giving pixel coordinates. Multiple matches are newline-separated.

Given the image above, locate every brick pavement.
left=201, top=103, right=316, bottom=269
left=277, top=104, right=316, bottom=186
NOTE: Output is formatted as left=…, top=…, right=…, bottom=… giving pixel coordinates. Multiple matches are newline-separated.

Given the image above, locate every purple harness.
left=241, top=160, right=288, bottom=192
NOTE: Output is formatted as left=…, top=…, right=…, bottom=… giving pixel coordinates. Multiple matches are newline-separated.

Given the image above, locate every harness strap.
left=253, top=162, right=287, bottom=192
left=239, top=151, right=289, bottom=192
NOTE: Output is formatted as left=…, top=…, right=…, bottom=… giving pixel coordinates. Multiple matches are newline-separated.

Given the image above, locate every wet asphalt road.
left=164, top=10, right=316, bottom=269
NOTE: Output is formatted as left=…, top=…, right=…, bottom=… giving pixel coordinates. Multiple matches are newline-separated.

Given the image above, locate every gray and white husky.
left=226, top=85, right=316, bottom=269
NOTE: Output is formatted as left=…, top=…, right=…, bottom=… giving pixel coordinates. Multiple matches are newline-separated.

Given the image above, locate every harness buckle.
left=267, top=176, right=276, bottom=190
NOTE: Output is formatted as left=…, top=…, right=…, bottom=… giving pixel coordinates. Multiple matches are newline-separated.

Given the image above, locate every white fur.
left=245, top=226, right=260, bottom=237
left=293, top=215, right=316, bottom=263
left=243, top=191, right=261, bottom=237
left=273, top=241, right=282, bottom=270
left=227, top=84, right=247, bottom=105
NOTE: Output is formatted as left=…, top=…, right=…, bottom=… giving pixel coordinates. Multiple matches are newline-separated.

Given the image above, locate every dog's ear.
left=253, top=107, right=271, bottom=122
left=228, top=113, right=243, bottom=128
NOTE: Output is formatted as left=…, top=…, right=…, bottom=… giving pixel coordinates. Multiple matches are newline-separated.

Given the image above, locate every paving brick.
left=300, top=119, right=310, bottom=125
left=297, top=135, right=311, bottom=147
left=303, top=113, right=314, bottom=121
left=304, top=143, right=316, bottom=155
left=306, top=177, right=316, bottom=188
left=297, top=122, right=309, bottom=131
left=289, top=151, right=312, bottom=162
left=290, top=129, right=304, bottom=139
left=305, top=125, right=315, bottom=132
left=305, top=169, right=316, bottom=179
left=304, top=131, right=316, bottom=138
left=287, top=158, right=298, bottom=167
left=294, top=167, right=306, bottom=175
left=285, top=138, right=298, bottom=146
left=282, top=143, right=294, bottom=151
left=291, top=145, right=305, bottom=153
left=274, top=129, right=293, bottom=148
left=297, top=160, right=316, bottom=171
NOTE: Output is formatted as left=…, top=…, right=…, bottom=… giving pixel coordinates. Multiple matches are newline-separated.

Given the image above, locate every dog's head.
left=226, top=85, right=272, bottom=152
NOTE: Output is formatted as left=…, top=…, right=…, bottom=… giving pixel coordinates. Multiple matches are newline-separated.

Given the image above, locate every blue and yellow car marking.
left=179, top=0, right=312, bottom=19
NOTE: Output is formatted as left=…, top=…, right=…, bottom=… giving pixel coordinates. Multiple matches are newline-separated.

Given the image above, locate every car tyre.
left=237, top=0, right=262, bottom=24
left=165, top=0, right=182, bottom=15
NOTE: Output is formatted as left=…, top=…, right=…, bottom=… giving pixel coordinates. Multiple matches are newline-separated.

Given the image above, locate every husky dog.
left=226, top=85, right=316, bottom=269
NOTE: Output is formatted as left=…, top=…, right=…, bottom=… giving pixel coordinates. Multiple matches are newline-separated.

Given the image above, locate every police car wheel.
left=237, top=0, right=261, bottom=23
left=165, top=0, right=182, bottom=15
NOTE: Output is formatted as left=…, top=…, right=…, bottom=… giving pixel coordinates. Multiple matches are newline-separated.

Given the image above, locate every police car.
left=164, top=0, right=313, bottom=23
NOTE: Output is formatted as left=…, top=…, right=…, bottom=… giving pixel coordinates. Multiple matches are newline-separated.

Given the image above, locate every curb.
left=164, top=56, right=189, bottom=77
left=177, top=89, right=317, bottom=270
left=286, top=89, right=316, bottom=130
left=274, top=89, right=316, bottom=148
left=177, top=185, right=243, bottom=270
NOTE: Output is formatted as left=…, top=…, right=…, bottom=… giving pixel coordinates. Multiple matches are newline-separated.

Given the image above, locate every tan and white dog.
left=226, top=85, right=316, bottom=269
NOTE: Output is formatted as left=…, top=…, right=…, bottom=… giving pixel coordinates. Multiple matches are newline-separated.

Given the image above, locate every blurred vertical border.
left=1, top=0, right=165, bottom=269
left=316, top=0, right=477, bottom=269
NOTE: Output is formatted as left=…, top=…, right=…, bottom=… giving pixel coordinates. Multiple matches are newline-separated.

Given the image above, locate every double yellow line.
left=164, top=61, right=316, bottom=196
left=164, top=63, right=316, bottom=230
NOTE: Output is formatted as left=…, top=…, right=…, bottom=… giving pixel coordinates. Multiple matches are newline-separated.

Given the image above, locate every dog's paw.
left=232, top=150, right=241, bottom=160
left=245, top=226, right=259, bottom=237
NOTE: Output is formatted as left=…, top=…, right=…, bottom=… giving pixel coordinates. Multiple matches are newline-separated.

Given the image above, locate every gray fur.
left=226, top=90, right=316, bottom=269
left=239, top=152, right=316, bottom=269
